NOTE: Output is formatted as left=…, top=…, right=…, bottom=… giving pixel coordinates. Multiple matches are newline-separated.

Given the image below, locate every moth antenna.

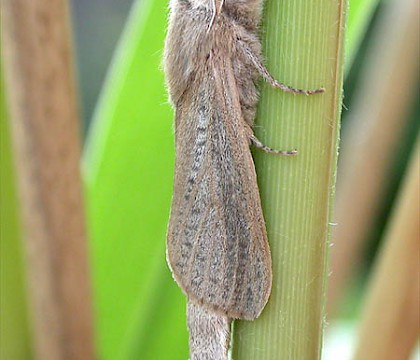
left=218, top=0, right=225, bottom=14
left=207, top=0, right=217, bottom=33
left=207, top=0, right=224, bottom=33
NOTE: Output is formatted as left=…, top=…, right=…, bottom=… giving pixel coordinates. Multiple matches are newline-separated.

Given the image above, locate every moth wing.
left=167, top=58, right=272, bottom=320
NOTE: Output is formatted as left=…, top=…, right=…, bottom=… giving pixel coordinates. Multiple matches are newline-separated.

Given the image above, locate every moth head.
left=188, top=0, right=263, bottom=22
left=224, top=0, right=263, bottom=13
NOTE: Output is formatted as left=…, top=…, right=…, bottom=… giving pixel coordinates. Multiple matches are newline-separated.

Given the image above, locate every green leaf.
left=346, top=0, right=381, bottom=71
left=0, top=66, right=33, bottom=360
left=82, top=0, right=187, bottom=358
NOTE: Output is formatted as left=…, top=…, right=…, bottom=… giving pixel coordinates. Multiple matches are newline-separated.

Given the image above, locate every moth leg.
left=251, top=135, right=297, bottom=156
left=238, top=41, right=325, bottom=95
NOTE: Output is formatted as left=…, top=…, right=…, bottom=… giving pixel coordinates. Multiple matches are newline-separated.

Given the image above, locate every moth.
left=164, top=0, right=323, bottom=358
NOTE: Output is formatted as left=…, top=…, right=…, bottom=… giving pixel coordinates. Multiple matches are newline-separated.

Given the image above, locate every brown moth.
left=164, top=0, right=323, bottom=358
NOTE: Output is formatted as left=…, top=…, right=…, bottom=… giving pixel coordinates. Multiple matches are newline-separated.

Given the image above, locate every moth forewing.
left=167, top=57, right=272, bottom=320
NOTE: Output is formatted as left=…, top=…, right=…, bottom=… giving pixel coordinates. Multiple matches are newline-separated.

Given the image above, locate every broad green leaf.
left=346, top=0, right=381, bottom=71
left=82, top=0, right=187, bottom=358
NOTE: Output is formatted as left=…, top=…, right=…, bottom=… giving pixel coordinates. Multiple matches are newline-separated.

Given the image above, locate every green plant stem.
left=232, top=1, right=346, bottom=359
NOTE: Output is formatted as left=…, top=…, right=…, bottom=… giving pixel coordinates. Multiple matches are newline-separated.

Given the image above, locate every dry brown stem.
left=329, top=0, right=420, bottom=315
left=1, top=1, right=95, bottom=359
left=353, top=138, right=420, bottom=360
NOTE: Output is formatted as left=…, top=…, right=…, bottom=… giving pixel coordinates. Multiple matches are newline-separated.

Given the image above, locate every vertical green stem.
left=232, top=0, right=346, bottom=359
